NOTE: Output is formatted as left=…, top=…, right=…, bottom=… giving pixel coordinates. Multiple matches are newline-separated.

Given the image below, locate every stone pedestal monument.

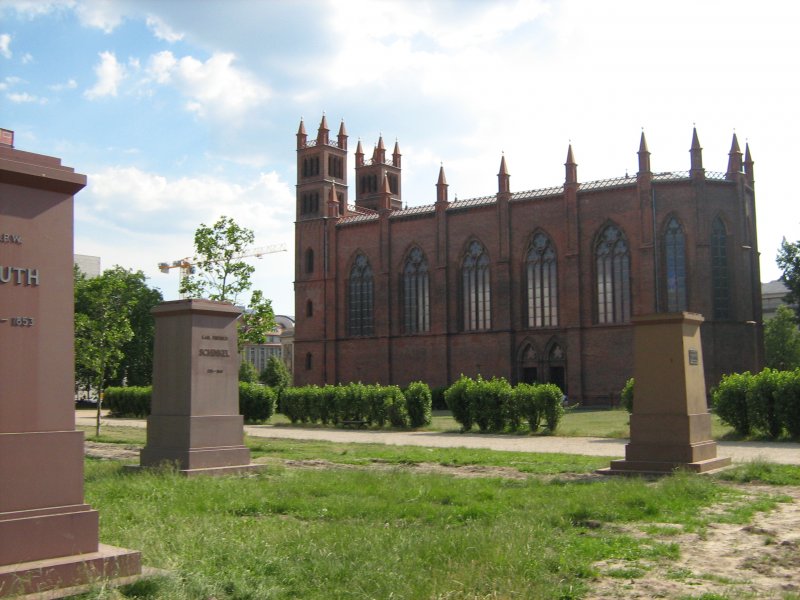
left=140, top=299, right=260, bottom=476
left=604, top=312, right=731, bottom=475
left=0, top=133, right=141, bottom=597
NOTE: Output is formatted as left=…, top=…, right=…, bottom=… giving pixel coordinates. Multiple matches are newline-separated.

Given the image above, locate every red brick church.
left=293, top=115, right=762, bottom=405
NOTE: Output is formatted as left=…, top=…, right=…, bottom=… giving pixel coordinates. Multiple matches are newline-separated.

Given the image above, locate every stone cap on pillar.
left=151, top=298, right=243, bottom=318
left=632, top=311, right=704, bottom=326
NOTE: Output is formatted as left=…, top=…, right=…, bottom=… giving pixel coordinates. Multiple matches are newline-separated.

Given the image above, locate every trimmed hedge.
left=713, top=368, right=800, bottom=439
left=446, top=375, right=565, bottom=433
left=239, top=382, right=276, bottom=423
left=280, top=382, right=428, bottom=429
left=104, top=383, right=277, bottom=424
left=404, top=381, right=432, bottom=428
left=104, top=386, right=151, bottom=418
left=620, top=378, right=634, bottom=413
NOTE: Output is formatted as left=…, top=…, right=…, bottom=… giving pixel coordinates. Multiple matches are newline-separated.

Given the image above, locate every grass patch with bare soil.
left=72, top=432, right=800, bottom=600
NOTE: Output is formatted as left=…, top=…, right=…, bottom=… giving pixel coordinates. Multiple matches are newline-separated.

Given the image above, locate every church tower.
left=296, top=115, right=348, bottom=220
left=294, top=115, right=348, bottom=384
left=354, top=136, right=402, bottom=211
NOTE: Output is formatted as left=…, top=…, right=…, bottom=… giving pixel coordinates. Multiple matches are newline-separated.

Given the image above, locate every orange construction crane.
left=158, top=243, right=287, bottom=298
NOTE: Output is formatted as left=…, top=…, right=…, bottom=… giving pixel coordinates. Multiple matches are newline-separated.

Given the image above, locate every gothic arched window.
left=462, top=241, right=491, bottom=331
left=348, top=254, right=374, bottom=336
left=305, top=248, right=314, bottom=274
left=664, top=217, right=687, bottom=312
left=711, top=217, right=730, bottom=319
left=402, top=247, right=430, bottom=334
left=526, top=232, right=558, bottom=327
left=595, top=225, right=631, bottom=324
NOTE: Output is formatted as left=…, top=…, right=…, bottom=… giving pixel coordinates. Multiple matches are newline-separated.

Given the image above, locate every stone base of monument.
left=599, top=313, right=732, bottom=477
left=136, top=299, right=266, bottom=478
left=0, top=544, right=141, bottom=599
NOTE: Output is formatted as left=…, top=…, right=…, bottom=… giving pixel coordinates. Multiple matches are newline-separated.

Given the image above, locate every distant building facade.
left=74, top=254, right=101, bottom=278
left=762, top=280, right=794, bottom=321
left=241, top=314, right=294, bottom=375
left=293, top=116, right=763, bottom=405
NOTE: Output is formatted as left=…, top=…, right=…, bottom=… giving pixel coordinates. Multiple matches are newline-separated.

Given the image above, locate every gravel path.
left=76, top=412, right=800, bottom=465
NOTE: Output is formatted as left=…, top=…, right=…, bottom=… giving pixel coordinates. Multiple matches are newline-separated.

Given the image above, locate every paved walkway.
left=76, top=412, right=800, bottom=465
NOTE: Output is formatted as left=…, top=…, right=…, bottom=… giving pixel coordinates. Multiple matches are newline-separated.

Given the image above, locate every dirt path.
left=77, top=412, right=800, bottom=465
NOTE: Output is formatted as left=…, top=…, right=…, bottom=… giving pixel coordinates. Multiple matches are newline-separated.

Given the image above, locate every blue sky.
left=2, top=0, right=799, bottom=316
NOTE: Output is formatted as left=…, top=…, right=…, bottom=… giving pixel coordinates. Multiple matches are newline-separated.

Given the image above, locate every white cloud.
left=146, top=50, right=176, bottom=84
left=145, top=50, right=270, bottom=121
left=0, top=33, right=11, bottom=58
left=76, top=165, right=296, bottom=307
left=20, top=52, right=33, bottom=64
left=146, top=14, right=183, bottom=43
left=84, top=51, right=125, bottom=98
left=1, top=1, right=75, bottom=19
left=7, top=91, right=46, bottom=104
left=49, top=78, right=77, bottom=91
left=74, top=0, right=124, bottom=33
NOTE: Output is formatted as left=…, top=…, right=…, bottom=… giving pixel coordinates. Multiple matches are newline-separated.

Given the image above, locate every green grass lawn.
left=77, top=448, right=796, bottom=600
left=266, top=407, right=737, bottom=439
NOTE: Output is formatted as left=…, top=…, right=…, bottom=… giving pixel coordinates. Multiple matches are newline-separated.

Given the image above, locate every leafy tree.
left=179, top=215, right=276, bottom=345
left=75, top=266, right=137, bottom=436
left=239, top=360, right=259, bottom=383
left=105, top=270, right=163, bottom=387
left=776, top=238, right=800, bottom=321
left=261, top=354, right=291, bottom=388
left=764, top=305, right=800, bottom=370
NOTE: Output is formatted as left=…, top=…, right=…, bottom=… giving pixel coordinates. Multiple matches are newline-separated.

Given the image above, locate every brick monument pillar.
left=604, top=312, right=731, bottom=474
left=140, top=299, right=261, bottom=476
left=0, top=133, right=141, bottom=597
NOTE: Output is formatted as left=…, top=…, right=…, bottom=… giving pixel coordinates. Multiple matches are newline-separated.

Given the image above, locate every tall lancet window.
left=462, top=241, right=491, bottom=331
left=348, top=253, right=374, bottom=336
left=403, top=247, right=430, bottom=334
left=664, top=217, right=687, bottom=312
left=595, top=225, right=631, bottom=324
left=711, top=217, right=730, bottom=319
left=526, top=232, right=558, bottom=327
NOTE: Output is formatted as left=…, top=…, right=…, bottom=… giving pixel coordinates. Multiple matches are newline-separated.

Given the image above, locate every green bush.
left=514, top=383, right=539, bottom=432
left=536, top=383, right=565, bottom=432
left=238, top=360, right=259, bottom=383
left=238, top=382, right=276, bottom=423
left=747, top=369, right=783, bottom=438
left=466, top=376, right=511, bottom=432
left=260, top=355, right=291, bottom=388
left=620, top=378, right=634, bottom=413
left=281, top=386, right=304, bottom=424
left=445, top=375, right=474, bottom=432
left=430, top=385, right=448, bottom=410
left=319, top=385, right=337, bottom=425
left=712, top=371, right=753, bottom=436
left=363, top=384, right=386, bottom=427
left=405, top=381, right=432, bottom=428
left=775, top=369, right=800, bottom=438
left=104, top=386, right=151, bottom=417
left=384, top=386, right=409, bottom=428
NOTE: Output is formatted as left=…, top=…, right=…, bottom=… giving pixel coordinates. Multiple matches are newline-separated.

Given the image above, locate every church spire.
left=337, top=119, right=348, bottom=151
left=637, top=131, right=651, bottom=176
left=565, top=144, right=577, bottom=185
left=317, top=114, right=329, bottom=145
left=744, top=142, right=754, bottom=186
left=498, top=154, right=510, bottom=194
left=393, top=140, right=401, bottom=168
left=726, top=132, right=743, bottom=179
left=436, top=165, right=449, bottom=204
left=296, top=118, right=307, bottom=149
left=690, top=127, right=703, bottom=176
left=355, top=139, right=364, bottom=167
